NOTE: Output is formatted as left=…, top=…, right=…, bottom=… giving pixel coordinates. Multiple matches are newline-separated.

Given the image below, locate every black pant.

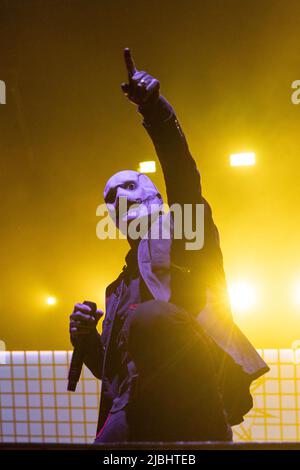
left=95, top=300, right=232, bottom=443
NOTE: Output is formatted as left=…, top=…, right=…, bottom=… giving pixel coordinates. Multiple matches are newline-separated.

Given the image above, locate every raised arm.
left=121, top=49, right=225, bottom=307
left=121, top=48, right=201, bottom=207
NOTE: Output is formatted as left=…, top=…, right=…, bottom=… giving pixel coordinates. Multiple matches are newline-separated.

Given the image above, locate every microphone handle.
left=67, top=301, right=97, bottom=392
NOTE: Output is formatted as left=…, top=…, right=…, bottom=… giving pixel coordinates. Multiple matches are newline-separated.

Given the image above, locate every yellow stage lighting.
left=138, top=161, right=156, bottom=173
left=293, top=283, right=300, bottom=306
left=229, top=281, right=256, bottom=313
left=46, top=296, right=57, bottom=306
left=230, top=152, right=256, bottom=167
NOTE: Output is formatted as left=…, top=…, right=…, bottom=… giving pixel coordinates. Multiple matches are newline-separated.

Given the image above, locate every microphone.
left=67, top=300, right=97, bottom=392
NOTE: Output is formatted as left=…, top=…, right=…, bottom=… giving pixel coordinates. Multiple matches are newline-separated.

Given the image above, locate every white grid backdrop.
left=0, top=349, right=300, bottom=443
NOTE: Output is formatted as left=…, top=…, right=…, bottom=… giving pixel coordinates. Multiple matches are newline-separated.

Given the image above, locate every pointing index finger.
left=124, top=48, right=137, bottom=78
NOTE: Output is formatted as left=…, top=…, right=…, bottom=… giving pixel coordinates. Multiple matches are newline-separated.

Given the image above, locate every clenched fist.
left=121, top=48, right=160, bottom=106
left=69, top=302, right=103, bottom=346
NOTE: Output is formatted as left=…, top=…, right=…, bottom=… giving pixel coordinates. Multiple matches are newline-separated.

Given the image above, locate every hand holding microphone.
left=68, top=301, right=103, bottom=392
left=69, top=301, right=103, bottom=346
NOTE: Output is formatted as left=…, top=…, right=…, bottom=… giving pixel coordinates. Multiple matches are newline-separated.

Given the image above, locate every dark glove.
left=121, top=48, right=160, bottom=107
left=69, top=302, right=103, bottom=347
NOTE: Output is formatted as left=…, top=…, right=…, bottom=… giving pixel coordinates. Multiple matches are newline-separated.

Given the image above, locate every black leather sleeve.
left=139, top=96, right=202, bottom=208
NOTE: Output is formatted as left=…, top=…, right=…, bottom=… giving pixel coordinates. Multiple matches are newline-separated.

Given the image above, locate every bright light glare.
left=229, top=281, right=256, bottom=313
left=230, top=152, right=256, bottom=167
left=46, top=296, right=57, bottom=306
left=293, top=283, right=300, bottom=306
left=138, top=161, right=156, bottom=173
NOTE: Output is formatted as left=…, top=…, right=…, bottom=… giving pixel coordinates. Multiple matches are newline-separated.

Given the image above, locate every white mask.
left=103, top=170, right=162, bottom=232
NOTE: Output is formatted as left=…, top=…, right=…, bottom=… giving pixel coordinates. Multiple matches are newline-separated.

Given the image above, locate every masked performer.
left=69, top=49, right=269, bottom=443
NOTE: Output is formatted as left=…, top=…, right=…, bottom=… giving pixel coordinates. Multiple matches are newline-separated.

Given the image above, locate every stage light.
left=228, top=281, right=256, bottom=313
left=230, top=152, right=256, bottom=167
left=46, top=296, right=57, bottom=306
left=138, top=161, right=156, bottom=173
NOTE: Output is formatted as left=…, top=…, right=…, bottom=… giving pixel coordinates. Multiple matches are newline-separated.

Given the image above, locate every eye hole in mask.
left=104, top=181, right=137, bottom=204
left=123, top=181, right=137, bottom=191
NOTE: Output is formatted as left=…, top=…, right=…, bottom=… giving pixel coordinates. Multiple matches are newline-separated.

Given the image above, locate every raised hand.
left=121, top=48, right=160, bottom=106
